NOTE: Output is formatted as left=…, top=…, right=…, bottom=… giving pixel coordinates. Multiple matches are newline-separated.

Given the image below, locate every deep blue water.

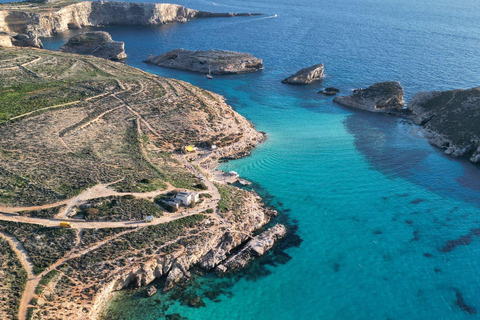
left=37, top=0, right=480, bottom=318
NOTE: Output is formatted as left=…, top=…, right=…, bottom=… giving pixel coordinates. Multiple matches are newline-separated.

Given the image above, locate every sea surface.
left=33, top=0, right=480, bottom=318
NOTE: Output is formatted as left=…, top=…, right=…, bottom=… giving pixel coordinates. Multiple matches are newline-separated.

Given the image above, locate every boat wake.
left=247, top=14, right=279, bottom=22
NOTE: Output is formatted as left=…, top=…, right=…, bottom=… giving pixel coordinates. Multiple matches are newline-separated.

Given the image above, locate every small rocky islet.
left=145, top=49, right=263, bottom=75
left=282, top=63, right=325, bottom=84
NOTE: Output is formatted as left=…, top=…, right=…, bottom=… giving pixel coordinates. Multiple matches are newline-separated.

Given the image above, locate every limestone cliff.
left=0, top=1, right=261, bottom=40
left=58, top=31, right=126, bottom=60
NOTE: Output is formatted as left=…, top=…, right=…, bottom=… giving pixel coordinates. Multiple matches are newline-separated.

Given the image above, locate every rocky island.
left=0, top=46, right=284, bottom=320
left=58, top=31, right=127, bottom=60
left=282, top=63, right=324, bottom=84
left=0, top=0, right=261, bottom=48
left=145, top=49, right=263, bottom=75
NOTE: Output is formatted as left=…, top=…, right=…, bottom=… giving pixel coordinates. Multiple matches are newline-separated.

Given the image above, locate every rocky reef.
left=58, top=31, right=126, bottom=60
left=333, top=81, right=406, bottom=114
left=408, top=87, right=480, bottom=162
left=0, top=1, right=261, bottom=47
left=216, top=224, right=287, bottom=274
left=145, top=49, right=263, bottom=75
left=282, top=63, right=324, bottom=84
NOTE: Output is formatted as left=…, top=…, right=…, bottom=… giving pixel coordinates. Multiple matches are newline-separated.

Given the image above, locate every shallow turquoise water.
left=38, top=0, right=480, bottom=318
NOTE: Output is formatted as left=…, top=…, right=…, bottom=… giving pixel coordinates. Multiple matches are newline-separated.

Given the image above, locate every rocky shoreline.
left=334, top=81, right=480, bottom=163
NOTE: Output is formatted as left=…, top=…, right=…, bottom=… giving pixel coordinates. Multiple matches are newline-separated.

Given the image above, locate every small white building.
left=175, top=191, right=199, bottom=206
left=228, top=171, right=239, bottom=178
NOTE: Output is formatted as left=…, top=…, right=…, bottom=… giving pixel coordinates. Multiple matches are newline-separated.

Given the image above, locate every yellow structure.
left=185, top=146, right=195, bottom=152
left=60, top=221, right=72, bottom=228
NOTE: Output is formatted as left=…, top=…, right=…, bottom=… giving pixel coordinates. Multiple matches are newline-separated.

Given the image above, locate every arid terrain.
left=0, top=47, right=279, bottom=320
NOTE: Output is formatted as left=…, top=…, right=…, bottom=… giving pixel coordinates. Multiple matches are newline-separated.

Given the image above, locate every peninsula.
left=0, top=46, right=284, bottom=320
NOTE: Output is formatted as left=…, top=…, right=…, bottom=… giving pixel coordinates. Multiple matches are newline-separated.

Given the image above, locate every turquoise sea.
left=36, top=0, right=480, bottom=318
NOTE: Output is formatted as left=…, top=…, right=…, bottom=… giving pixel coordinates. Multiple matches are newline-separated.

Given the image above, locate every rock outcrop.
left=0, top=32, right=12, bottom=47
left=145, top=49, right=263, bottom=74
left=0, top=30, right=42, bottom=48
left=333, top=81, right=407, bottom=114
left=216, top=224, right=287, bottom=275
left=407, top=87, right=480, bottom=163
left=318, top=87, right=340, bottom=96
left=146, top=285, right=157, bottom=297
left=58, top=31, right=126, bottom=60
left=0, top=1, right=261, bottom=47
left=282, top=63, right=324, bottom=84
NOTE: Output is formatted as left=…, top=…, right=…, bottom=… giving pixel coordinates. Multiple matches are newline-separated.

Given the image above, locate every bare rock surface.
left=216, top=224, right=287, bottom=275
left=282, top=63, right=324, bottom=84
left=58, top=31, right=126, bottom=60
left=333, top=81, right=406, bottom=114
left=145, top=49, right=263, bottom=74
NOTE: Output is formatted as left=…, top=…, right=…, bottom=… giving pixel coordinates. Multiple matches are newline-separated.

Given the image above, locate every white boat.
left=206, top=65, right=213, bottom=79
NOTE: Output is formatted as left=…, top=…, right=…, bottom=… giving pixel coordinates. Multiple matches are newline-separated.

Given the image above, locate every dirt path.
left=0, top=232, right=36, bottom=320
left=9, top=91, right=111, bottom=121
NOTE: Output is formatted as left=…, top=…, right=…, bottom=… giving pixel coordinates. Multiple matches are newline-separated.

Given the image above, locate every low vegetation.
left=0, top=221, right=76, bottom=274
left=76, top=196, right=163, bottom=221
left=0, top=237, right=27, bottom=320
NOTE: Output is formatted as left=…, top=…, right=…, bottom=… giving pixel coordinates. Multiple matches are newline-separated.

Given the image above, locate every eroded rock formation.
left=0, top=1, right=261, bottom=47
left=216, top=224, right=287, bottom=274
left=282, top=63, right=324, bottom=84
left=333, top=81, right=406, bottom=114
left=58, top=31, right=126, bottom=60
left=408, top=87, right=480, bottom=162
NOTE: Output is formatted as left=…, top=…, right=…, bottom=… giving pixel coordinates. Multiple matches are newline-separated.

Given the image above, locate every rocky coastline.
left=334, top=81, right=480, bottom=163
left=333, top=81, right=407, bottom=115
left=145, top=49, right=263, bottom=75
left=0, top=1, right=261, bottom=48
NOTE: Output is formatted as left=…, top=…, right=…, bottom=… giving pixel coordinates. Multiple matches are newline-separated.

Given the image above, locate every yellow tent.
left=185, top=146, right=195, bottom=152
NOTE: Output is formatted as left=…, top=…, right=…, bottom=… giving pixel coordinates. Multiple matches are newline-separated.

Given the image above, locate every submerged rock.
left=333, top=81, right=406, bottom=113
left=146, top=285, right=157, bottom=297
left=58, top=31, right=127, bottom=60
left=408, top=87, right=480, bottom=163
left=318, top=87, right=340, bottom=96
left=216, top=224, right=287, bottom=275
left=282, top=63, right=324, bottom=84
left=145, top=49, right=263, bottom=74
